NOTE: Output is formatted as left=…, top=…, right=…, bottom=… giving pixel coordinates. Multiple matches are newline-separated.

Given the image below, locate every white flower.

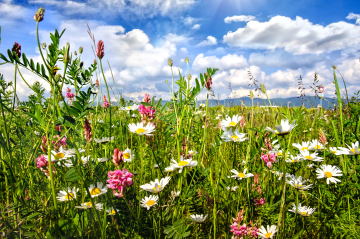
left=62, top=148, right=85, bottom=156
left=258, top=225, right=277, bottom=238
left=221, top=128, right=248, bottom=142
left=265, top=119, right=297, bottom=135
left=288, top=203, right=316, bottom=216
left=76, top=202, right=103, bottom=210
left=140, top=176, right=171, bottom=193
left=170, top=156, right=198, bottom=173
left=34, top=131, right=40, bottom=135
left=219, top=115, right=243, bottom=128
left=329, top=147, right=346, bottom=155
left=292, top=141, right=311, bottom=151
left=128, top=122, right=155, bottom=136
left=88, top=182, right=107, bottom=198
left=194, top=110, right=203, bottom=115
left=286, top=176, right=312, bottom=190
left=309, top=139, right=325, bottom=150
left=106, top=207, right=118, bottom=215
left=190, top=214, right=207, bottom=223
left=123, top=148, right=134, bottom=162
left=51, top=146, right=70, bottom=161
left=226, top=186, right=239, bottom=191
left=230, top=168, right=254, bottom=180
left=338, top=141, right=360, bottom=155
left=94, top=136, right=114, bottom=144
left=171, top=190, right=181, bottom=198
left=57, top=187, right=78, bottom=202
left=199, top=103, right=205, bottom=107
left=164, top=165, right=177, bottom=172
left=61, top=155, right=90, bottom=167
left=141, top=195, right=159, bottom=210
left=298, top=150, right=323, bottom=162
left=270, top=149, right=283, bottom=157
left=188, top=150, right=198, bottom=156
left=285, top=155, right=303, bottom=163
left=121, top=104, right=139, bottom=111
left=97, top=157, right=108, bottom=162
left=316, top=165, right=342, bottom=184
left=308, top=163, right=314, bottom=168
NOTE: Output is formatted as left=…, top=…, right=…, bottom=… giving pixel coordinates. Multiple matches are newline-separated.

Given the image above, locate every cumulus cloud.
left=346, top=13, right=360, bottom=25
left=196, top=36, right=217, bottom=47
left=163, top=33, right=192, bottom=45
left=184, top=16, right=196, bottom=25
left=224, top=15, right=256, bottom=23
left=223, top=16, right=360, bottom=55
left=192, top=54, right=248, bottom=72
left=192, top=24, right=201, bottom=30
left=0, top=0, right=30, bottom=23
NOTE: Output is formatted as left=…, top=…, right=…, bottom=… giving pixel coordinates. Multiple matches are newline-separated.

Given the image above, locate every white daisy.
left=258, top=225, right=277, bottom=238
left=329, top=147, right=346, bottom=155
left=270, top=149, right=283, bottom=157
left=141, top=195, right=159, bottom=210
left=140, top=176, right=171, bottom=193
left=199, top=103, right=205, bottom=107
left=188, top=150, right=198, bottom=156
left=226, top=186, right=239, bottom=191
left=164, top=165, right=177, bottom=172
left=288, top=203, right=316, bottom=216
left=106, top=207, right=118, bottom=215
left=316, top=165, right=342, bottom=184
left=94, top=136, right=114, bottom=144
left=190, top=214, right=207, bottom=223
left=62, top=148, right=86, bottom=156
left=171, top=190, right=181, bottom=198
left=308, top=163, right=314, bottom=168
left=292, top=141, right=311, bottom=151
left=121, top=104, right=139, bottom=111
left=57, top=187, right=78, bottom=202
left=219, top=115, right=243, bottom=128
left=123, top=148, right=134, bottom=162
left=51, top=146, right=70, bottom=161
left=265, top=119, right=297, bottom=135
left=285, top=155, right=303, bottom=163
left=128, top=122, right=155, bottom=136
left=170, top=156, right=198, bottom=173
left=221, top=128, right=248, bottom=142
left=88, top=182, right=107, bottom=198
left=286, top=176, right=312, bottom=190
left=61, top=155, right=91, bottom=167
left=309, top=139, right=325, bottom=151
left=75, top=202, right=103, bottom=210
left=298, top=150, right=323, bottom=162
left=230, top=168, right=254, bottom=180
left=338, top=141, right=360, bottom=155
left=97, top=157, right=108, bottom=162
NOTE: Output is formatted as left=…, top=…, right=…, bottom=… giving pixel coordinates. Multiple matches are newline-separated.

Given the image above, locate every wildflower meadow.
left=1, top=7, right=360, bottom=239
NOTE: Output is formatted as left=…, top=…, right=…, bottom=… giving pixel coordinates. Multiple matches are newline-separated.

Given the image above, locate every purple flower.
left=12, top=42, right=21, bottom=59
left=96, top=40, right=105, bottom=59
left=34, top=7, right=45, bottom=22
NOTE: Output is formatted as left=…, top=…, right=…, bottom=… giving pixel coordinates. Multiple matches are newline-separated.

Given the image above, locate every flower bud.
left=187, top=74, right=192, bottom=81
left=185, top=57, right=189, bottom=64
left=63, top=43, right=70, bottom=64
left=74, top=51, right=77, bottom=56
left=41, top=42, right=46, bottom=49
left=250, top=91, right=254, bottom=99
left=55, top=73, right=61, bottom=82
left=80, top=61, right=84, bottom=68
left=12, top=42, right=21, bottom=59
left=260, top=83, right=266, bottom=94
left=79, top=46, right=83, bottom=54
left=204, top=73, right=212, bottom=91
left=33, top=7, right=45, bottom=22
left=53, top=66, right=60, bottom=75
left=168, top=58, right=173, bottom=67
left=96, top=40, right=105, bottom=59
left=165, top=80, right=168, bottom=84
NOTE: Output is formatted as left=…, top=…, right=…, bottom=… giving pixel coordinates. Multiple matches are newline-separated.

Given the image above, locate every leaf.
left=0, top=53, right=9, bottom=62
left=64, top=168, right=82, bottom=182
left=36, top=62, right=40, bottom=74
left=30, top=59, right=35, bottom=70
left=22, top=53, right=28, bottom=67
left=7, top=49, right=14, bottom=63
left=72, top=101, right=83, bottom=111
left=41, top=64, right=46, bottom=77
left=141, top=102, right=152, bottom=107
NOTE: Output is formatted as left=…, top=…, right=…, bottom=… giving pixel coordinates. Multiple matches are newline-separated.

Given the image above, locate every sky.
left=1, top=0, right=360, bottom=102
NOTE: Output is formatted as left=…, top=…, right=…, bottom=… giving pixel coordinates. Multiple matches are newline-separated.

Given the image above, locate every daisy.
left=190, top=214, right=207, bottom=223
left=286, top=176, right=312, bottom=190
left=57, top=187, right=78, bottom=202
left=188, top=150, right=198, bottom=156
left=51, top=146, right=70, bottom=161
left=285, top=155, right=303, bottom=163
left=164, top=165, right=177, bottom=172
left=88, top=182, right=108, bottom=198
left=292, top=141, right=311, bottom=151
left=171, top=190, right=181, bottom=198
left=298, top=150, right=323, bottom=162
left=121, top=104, right=139, bottom=111
left=265, top=119, right=297, bottom=135
left=221, top=128, right=248, bottom=142
left=123, top=148, right=134, bottom=162
left=288, top=203, right=316, bottom=216
left=94, top=136, right=114, bottom=144
left=140, top=176, right=171, bottom=193
left=270, top=149, right=283, bottom=157
left=128, top=122, right=155, bottom=136
left=97, top=157, right=108, bottom=162
left=61, top=155, right=90, bottom=167
left=106, top=207, right=118, bottom=215
left=199, top=103, right=205, bottom=107
left=141, top=195, right=159, bottom=210
left=258, top=225, right=277, bottom=238
left=62, top=148, right=86, bottom=156
left=316, top=165, right=342, bottom=184
left=308, top=163, right=314, bottom=168
left=76, top=202, right=103, bottom=210
left=219, top=115, right=243, bottom=128
left=170, top=156, right=197, bottom=173
left=329, top=147, right=346, bottom=155
left=338, top=141, right=360, bottom=155
left=230, top=168, right=254, bottom=180
left=309, top=139, right=325, bottom=150
left=226, top=186, right=239, bottom=192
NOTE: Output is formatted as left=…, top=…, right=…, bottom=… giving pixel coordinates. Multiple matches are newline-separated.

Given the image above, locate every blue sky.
left=1, top=0, right=360, bottom=101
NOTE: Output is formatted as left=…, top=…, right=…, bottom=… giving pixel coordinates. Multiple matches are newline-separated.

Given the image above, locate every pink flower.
left=106, top=169, right=134, bottom=198
left=204, top=73, right=212, bottom=90
left=95, top=79, right=99, bottom=87
left=12, top=42, right=21, bottom=59
left=102, top=101, right=110, bottom=108
left=240, top=117, right=245, bottom=128
left=138, top=105, right=156, bottom=123
left=143, top=94, right=151, bottom=103
left=84, top=119, right=92, bottom=142
left=96, top=40, right=105, bottom=59
left=254, top=197, right=266, bottom=206
left=66, top=87, right=71, bottom=93
left=66, top=92, right=74, bottom=99
left=112, top=148, right=124, bottom=167
left=266, top=161, right=272, bottom=168
left=33, top=7, right=45, bottom=22
left=36, top=154, right=56, bottom=179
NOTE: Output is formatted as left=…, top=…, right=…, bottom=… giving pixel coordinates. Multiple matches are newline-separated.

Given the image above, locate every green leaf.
left=72, top=101, right=83, bottom=111
left=64, top=168, right=82, bottom=182
left=22, top=53, right=28, bottom=67
left=30, top=59, right=35, bottom=70
left=141, top=102, right=152, bottom=107
left=41, top=64, right=46, bottom=77
left=0, top=53, right=9, bottom=62
left=36, top=62, right=40, bottom=74
left=7, top=49, right=14, bottom=63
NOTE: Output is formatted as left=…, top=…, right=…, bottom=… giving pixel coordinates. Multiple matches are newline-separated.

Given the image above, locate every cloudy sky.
left=1, top=0, right=360, bottom=102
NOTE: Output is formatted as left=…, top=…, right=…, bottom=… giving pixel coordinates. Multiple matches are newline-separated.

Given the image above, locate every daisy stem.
left=199, top=91, right=210, bottom=167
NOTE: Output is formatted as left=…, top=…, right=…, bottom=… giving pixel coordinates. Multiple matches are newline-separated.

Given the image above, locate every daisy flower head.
left=128, top=122, right=155, bottom=136
left=338, top=141, right=360, bottom=155
left=57, top=187, right=78, bottom=202
left=270, top=149, right=283, bottom=157
left=76, top=202, right=103, bottom=210
left=106, top=207, right=118, bottom=215
left=51, top=146, right=70, bottom=161
left=121, top=104, right=139, bottom=111
left=309, top=139, right=325, bottom=151
left=123, top=148, right=134, bottom=162
left=199, top=103, right=205, bottom=107
left=140, top=176, right=171, bottom=193
left=219, top=115, right=243, bottom=128
left=329, top=147, right=346, bottom=156
left=226, top=186, right=239, bottom=192
left=292, top=141, right=311, bottom=151
left=316, top=165, right=342, bottom=184
left=164, top=165, right=178, bottom=172
left=299, top=150, right=323, bottom=162
left=221, top=128, right=248, bottom=142
left=97, top=157, right=108, bottom=162
left=170, top=156, right=197, bottom=173
left=258, top=225, right=277, bottom=238
left=88, top=182, right=107, bottom=198
left=285, top=155, right=303, bottom=163
left=288, top=203, right=316, bottom=217
left=188, top=150, right=198, bottom=156
left=286, top=176, right=312, bottom=190
left=190, top=214, right=208, bottom=223
left=171, top=190, right=181, bottom=198
left=94, top=136, right=114, bottom=144
left=230, top=168, right=254, bottom=180
left=141, top=195, right=159, bottom=210
left=265, top=119, right=296, bottom=136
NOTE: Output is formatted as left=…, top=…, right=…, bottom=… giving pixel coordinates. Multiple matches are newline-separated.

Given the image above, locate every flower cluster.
left=65, top=87, right=75, bottom=103
left=96, top=40, right=105, bottom=59
left=12, top=42, right=21, bottom=58
left=230, top=210, right=259, bottom=238
left=36, top=154, right=56, bottom=179
left=40, top=135, right=67, bottom=153
left=138, top=104, right=155, bottom=123
left=260, top=152, right=276, bottom=169
left=106, top=169, right=134, bottom=198
left=143, top=93, right=151, bottom=103
left=84, top=119, right=92, bottom=143
left=33, top=7, right=45, bottom=22
left=254, top=198, right=266, bottom=206
left=103, top=95, right=110, bottom=108
left=112, top=148, right=124, bottom=167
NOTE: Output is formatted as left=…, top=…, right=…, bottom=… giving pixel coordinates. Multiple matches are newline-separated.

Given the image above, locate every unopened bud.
left=74, top=51, right=77, bottom=56
left=63, top=43, right=70, bottom=64
left=168, top=58, right=173, bottom=67
left=12, top=42, right=21, bottom=59
left=80, top=61, right=84, bottom=68
left=55, top=73, right=61, bottom=82
left=260, top=83, right=266, bottom=94
left=165, top=80, right=168, bottom=84
left=187, top=74, right=192, bottom=81
left=185, top=57, right=189, bottom=64
left=41, top=43, right=46, bottom=49
left=33, top=7, right=45, bottom=22
left=79, top=46, right=83, bottom=54
left=250, top=91, right=254, bottom=99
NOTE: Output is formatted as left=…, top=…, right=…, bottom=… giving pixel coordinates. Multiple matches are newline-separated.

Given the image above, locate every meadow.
left=1, top=7, right=360, bottom=239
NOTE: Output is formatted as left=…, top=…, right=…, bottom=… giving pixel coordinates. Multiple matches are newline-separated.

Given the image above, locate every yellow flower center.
left=231, top=135, right=239, bottom=141
left=332, top=151, right=337, bottom=154
left=127, top=106, right=131, bottom=109
left=238, top=173, right=246, bottom=178
left=178, top=161, right=189, bottom=167
left=110, top=210, right=116, bottom=215
left=65, top=193, right=74, bottom=200
left=324, top=172, right=332, bottom=178
left=146, top=200, right=156, bottom=206
left=301, top=147, right=309, bottom=151
left=123, top=153, right=130, bottom=159
left=85, top=202, right=92, bottom=206
left=228, top=122, right=236, bottom=126
left=55, top=152, right=65, bottom=159
left=314, top=145, right=322, bottom=149
left=136, top=128, right=146, bottom=134
left=301, top=211, right=308, bottom=216
left=90, top=188, right=101, bottom=195
left=152, top=185, right=161, bottom=192
left=291, top=160, right=295, bottom=163
left=277, top=152, right=283, bottom=156
left=294, top=184, right=302, bottom=188
left=351, top=148, right=356, bottom=154
left=305, top=156, right=313, bottom=160
left=265, top=232, right=272, bottom=238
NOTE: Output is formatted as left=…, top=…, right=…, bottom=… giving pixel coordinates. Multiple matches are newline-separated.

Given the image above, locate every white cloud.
left=192, top=54, right=248, bottom=72
left=224, top=15, right=256, bottom=23
left=163, top=33, right=192, bottom=45
left=0, top=0, right=30, bottom=23
left=192, top=24, right=201, bottom=30
left=346, top=13, right=360, bottom=25
left=223, top=15, right=360, bottom=55
left=196, top=36, right=217, bottom=47
left=184, top=16, right=196, bottom=25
